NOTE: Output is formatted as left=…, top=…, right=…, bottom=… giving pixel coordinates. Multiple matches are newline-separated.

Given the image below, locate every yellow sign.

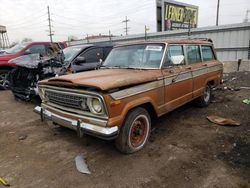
left=165, top=4, right=198, bottom=25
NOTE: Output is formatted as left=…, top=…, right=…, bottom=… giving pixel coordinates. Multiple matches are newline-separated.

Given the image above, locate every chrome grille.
left=45, top=90, right=87, bottom=110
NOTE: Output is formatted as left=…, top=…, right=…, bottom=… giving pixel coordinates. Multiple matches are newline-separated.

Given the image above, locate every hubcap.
left=129, top=115, right=149, bottom=148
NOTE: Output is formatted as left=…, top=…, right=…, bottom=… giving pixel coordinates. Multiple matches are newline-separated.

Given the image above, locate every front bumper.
left=10, top=86, right=38, bottom=101
left=34, top=106, right=119, bottom=140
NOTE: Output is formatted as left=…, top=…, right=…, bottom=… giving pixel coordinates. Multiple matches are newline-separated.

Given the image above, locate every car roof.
left=115, top=38, right=213, bottom=47
left=70, top=43, right=113, bottom=48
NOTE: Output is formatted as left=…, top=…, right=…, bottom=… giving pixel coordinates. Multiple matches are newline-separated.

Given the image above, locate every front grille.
left=45, top=90, right=87, bottom=110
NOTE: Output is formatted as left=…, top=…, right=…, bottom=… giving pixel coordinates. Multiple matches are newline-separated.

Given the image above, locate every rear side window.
left=164, top=45, right=184, bottom=67
left=201, top=46, right=215, bottom=61
left=186, top=45, right=201, bottom=64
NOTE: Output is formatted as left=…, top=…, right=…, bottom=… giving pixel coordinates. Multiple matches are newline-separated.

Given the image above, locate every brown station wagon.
left=35, top=39, right=223, bottom=153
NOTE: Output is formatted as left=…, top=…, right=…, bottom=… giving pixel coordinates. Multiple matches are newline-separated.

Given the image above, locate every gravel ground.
left=0, top=71, right=249, bottom=188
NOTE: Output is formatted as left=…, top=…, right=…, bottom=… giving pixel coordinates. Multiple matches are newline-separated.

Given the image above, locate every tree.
left=21, top=38, right=33, bottom=43
left=68, top=35, right=78, bottom=41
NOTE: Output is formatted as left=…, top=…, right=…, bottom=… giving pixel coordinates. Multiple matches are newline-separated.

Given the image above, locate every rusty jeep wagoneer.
left=35, top=39, right=223, bottom=153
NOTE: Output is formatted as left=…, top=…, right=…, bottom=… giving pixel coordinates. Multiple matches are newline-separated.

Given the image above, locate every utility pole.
left=109, top=30, right=112, bottom=41
left=122, top=16, right=130, bottom=35
left=86, top=34, right=89, bottom=43
left=188, top=19, right=191, bottom=37
left=144, top=25, right=150, bottom=40
left=243, top=9, right=250, bottom=23
left=216, top=0, right=220, bottom=26
left=47, top=6, right=53, bottom=42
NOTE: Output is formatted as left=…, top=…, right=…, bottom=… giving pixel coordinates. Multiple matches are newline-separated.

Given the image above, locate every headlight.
left=87, top=97, right=104, bottom=115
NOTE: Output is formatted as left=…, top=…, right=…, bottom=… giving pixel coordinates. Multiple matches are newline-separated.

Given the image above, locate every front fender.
left=106, top=95, right=158, bottom=127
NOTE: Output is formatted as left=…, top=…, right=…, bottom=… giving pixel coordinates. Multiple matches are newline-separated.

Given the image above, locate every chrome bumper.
left=34, top=106, right=119, bottom=140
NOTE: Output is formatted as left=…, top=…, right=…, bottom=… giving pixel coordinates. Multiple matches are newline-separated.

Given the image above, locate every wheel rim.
left=204, top=86, right=210, bottom=103
left=129, top=115, right=149, bottom=148
left=0, top=72, right=8, bottom=86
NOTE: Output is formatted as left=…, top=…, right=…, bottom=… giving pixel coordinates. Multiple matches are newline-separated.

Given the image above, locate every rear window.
left=201, top=46, right=215, bottom=61
left=186, top=45, right=201, bottom=64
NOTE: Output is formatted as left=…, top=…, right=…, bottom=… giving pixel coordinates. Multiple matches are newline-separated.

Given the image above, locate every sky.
left=0, top=0, right=249, bottom=43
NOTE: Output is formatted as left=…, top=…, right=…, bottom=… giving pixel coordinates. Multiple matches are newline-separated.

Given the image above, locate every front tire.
left=115, top=107, right=151, bottom=154
left=194, top=84, right=212, bottom=107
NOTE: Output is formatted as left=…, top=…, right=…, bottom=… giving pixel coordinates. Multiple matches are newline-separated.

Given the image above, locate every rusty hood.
left=40, top=68, right=162, bottom=91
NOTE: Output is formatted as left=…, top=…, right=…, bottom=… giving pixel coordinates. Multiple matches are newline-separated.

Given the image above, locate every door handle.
left=203, top=63, right=208, bottom=66
left=186, top=66, right=192, bottom=70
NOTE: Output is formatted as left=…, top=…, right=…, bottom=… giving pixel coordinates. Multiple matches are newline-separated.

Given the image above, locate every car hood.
left=0, top=54, right=16, bottom=61
left=41, top=68, right=162, bottom=91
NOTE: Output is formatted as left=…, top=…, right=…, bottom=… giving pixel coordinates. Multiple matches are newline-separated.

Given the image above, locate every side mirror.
left=171, top=55, right=184, bottom=65
left=75, top=56, right=86, bottom=64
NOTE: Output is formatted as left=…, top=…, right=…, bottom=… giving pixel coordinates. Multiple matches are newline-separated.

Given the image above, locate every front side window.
left=24, top=44, right=46, bottom=55
left=81, top=48, right=103, bottom=63
left=201, top=46, right=215, bottom=61
left=186, top=45, right=201, bottom=64
left=103, top=44, right=165, bottom=69
left=63, top=46, right=82, bottom=62
left=164, top=45, right=184, bottom=67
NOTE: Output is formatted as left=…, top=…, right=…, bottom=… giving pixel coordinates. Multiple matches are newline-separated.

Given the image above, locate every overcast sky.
left=0, top=0, right=249, bottom=43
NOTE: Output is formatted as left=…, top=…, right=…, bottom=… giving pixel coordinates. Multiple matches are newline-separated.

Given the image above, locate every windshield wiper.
left=111, top=66, right=139, bottom=69
left=100, top=65, right=111, bottom=69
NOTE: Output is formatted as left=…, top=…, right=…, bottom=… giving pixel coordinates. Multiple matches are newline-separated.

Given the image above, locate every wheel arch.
left=122, top=99, right=158, bottom=124
left=0, top=65, right=14, bottom=71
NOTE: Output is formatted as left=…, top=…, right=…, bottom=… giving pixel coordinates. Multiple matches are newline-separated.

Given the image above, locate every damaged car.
left=7, top=44, right=113, bottom=101
left=0, top=42, right=67, bottom=89
left=35, top=39, right=223, bottom=153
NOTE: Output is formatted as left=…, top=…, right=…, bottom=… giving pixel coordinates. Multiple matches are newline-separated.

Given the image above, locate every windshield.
left=103, top=44, right=165, bottom=69
left=63, top=46, right=83, bottom=62
left=5, top=43, right=29, bottom=54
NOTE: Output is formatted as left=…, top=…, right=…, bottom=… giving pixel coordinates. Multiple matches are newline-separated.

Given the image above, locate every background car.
left=0, top=41, right=67, bottom=89
left=7, top=44, right=113, bottom=101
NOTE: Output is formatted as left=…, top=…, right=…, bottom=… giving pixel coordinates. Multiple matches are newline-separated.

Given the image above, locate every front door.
left=162, top=44, right=193, bottom=112
left=72, top=47, right=103, bottom=72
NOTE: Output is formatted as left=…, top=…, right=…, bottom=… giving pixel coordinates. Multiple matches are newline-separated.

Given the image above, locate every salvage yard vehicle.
left=0, top=42, right=67, bottom=89
left=35, top=39, right=223, bottom=154
left=7, top=44, right=113, bottom=101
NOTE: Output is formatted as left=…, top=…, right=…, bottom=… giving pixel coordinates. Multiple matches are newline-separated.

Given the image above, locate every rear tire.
left=194, top=84, right=212, bottom=107
left=0, top=69, right=11, bottom=90
left=115, top=107, right=151, bottom=154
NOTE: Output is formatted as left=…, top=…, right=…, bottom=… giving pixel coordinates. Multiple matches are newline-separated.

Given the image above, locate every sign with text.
left=164, top=1, right=198, bottom=31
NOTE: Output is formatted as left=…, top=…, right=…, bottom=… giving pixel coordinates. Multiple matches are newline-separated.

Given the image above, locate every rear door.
left=72, top=47, right=103, bottom=72
left=185, top=44, right=216, bottom=98
left=162, top=44, right=193, bottom=112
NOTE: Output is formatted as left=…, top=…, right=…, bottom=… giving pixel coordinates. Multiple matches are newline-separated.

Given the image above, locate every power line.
left=122, top=16, right=130, bottom=35
left=4, top=12, right=47, bottom=27
left=7, top=20, right=47, bottom=29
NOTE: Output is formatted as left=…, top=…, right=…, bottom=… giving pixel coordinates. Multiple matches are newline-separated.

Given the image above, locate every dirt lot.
left=0, top=72, right=250, bottom=188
